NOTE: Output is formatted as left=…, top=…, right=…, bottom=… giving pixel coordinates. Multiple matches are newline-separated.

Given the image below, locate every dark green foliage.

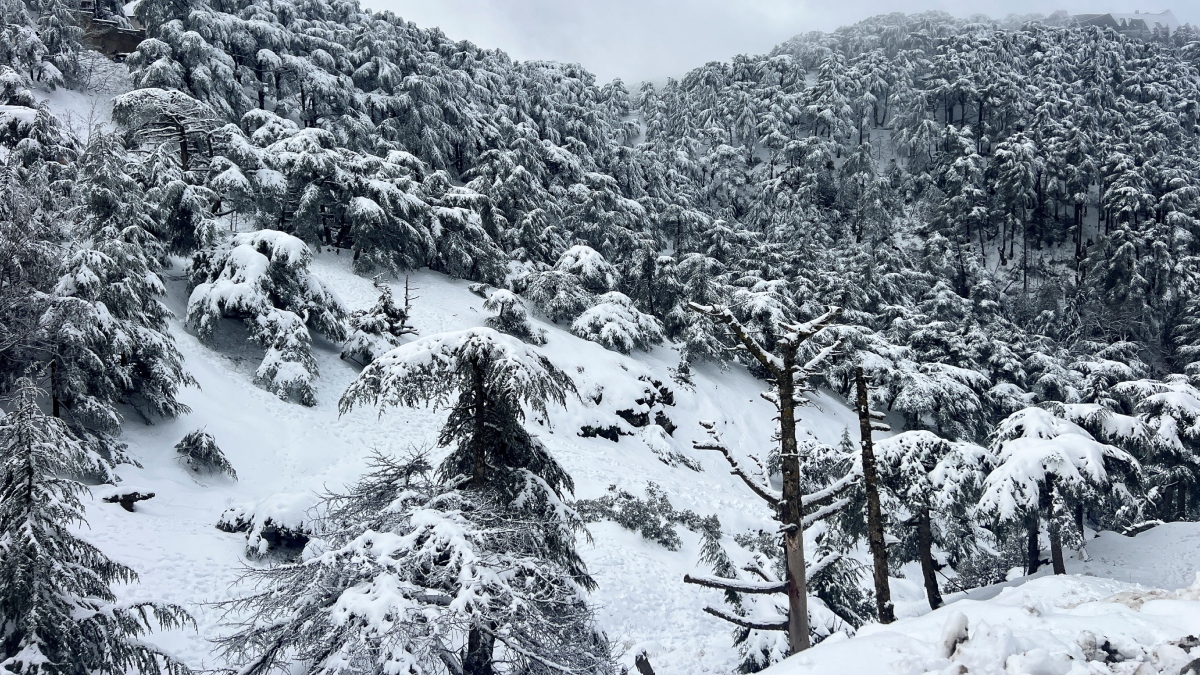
left=0, top=378, right=193, bottom=675
left=578, top=482, right=704, bottom=550
left=174, top=429, right=236, bottom=478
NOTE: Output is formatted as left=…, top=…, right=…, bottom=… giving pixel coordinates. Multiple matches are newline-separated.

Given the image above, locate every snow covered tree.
left=0, top=377, right=193, bottom=675
left=875, top=430, right=992, bottom=609
left=483, top=289, right=545, bottom=345
left=571, top=291, right=663, bottom=354
left=338, top=328, right=611, bottom=674
left=219, top=451, right=615, bottom=675
left=523, top=270, right=592, bottom=324
left=340, top=278, right=417, bottom=365
left=979, top=407, right=1139, bottom=576
left=553, top=244, right=620, bottom=294
left=187, top=230, right=346, bottom=405
left=174, top=429, right=235, bottom=479
left=1112, top=376, right=1200, bottom=521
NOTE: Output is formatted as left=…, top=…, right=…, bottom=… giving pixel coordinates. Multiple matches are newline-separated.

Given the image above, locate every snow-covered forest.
left=3, top=0, right=1200, bottom=672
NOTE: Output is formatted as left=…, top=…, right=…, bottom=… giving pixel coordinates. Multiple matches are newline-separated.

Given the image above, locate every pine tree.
left=174, top=429, right=235, bottom=479
left=332, top=328, right=611, bottom=674
left=483, top=289, right=545, bottom=345
left=340, top=278, right=418, bottom=365
left=188, top=230, right=347, bottom=405
left=979, top=407, right=1139, bottom=575
left=875, top=430, right=992, bottom=609
left=0, top=377, right=193, bottom=675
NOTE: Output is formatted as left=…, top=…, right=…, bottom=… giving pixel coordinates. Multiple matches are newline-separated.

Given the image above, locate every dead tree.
left=685, top=303, right=844, bottom=653
left=855, top=366, right=894, bottom=624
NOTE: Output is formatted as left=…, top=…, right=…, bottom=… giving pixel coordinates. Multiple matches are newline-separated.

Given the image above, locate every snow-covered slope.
left=78, top=251, right=855, bottom=673
left=75, top=252, right=1200, bottom=674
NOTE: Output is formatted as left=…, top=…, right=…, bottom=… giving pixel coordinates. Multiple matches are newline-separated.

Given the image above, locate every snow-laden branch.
left=802, top=498, right=850, bottom=527
left=802, top=470, right=859, bottom=506
left=702, top=606, right=787, bottom=631
left=687, top=302, right=784, bottom=375
left=683, top=574, right=788, bottom=594
left=693, top=421, right=780, bottom=507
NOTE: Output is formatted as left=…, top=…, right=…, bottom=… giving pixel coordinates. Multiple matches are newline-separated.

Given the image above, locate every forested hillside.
left=2, top=0, right=1200, bottom=673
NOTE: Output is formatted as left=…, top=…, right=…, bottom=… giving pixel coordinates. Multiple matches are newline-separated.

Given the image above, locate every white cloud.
left=368, top=0, right=1198, bottom=83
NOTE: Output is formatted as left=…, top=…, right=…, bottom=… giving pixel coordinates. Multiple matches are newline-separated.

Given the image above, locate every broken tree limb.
left=694, top=422, right=781, bottom=508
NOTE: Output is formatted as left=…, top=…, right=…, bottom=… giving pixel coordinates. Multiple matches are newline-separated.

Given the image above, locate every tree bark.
left=1026, top=515, right=1040, bottom=575
left=687, top=303, right=843, bottom=654
left=856, top=366, right=894, bottom=623
left=463, top=624, right=494, bottom=675
left=50, top=358, right=60, bottom=418
left=471, top=358, right=487, bottom=489
left=779, top=348, right=813, bottom=650
left=916, top=507, right=942, bottom=609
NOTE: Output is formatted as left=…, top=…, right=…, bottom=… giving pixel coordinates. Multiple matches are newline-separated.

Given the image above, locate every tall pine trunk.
left=779, top=350, right=812, bottom=651
left=855, top=367, right=893, bottom=623
left=1026, top=514, right=1040, bottom=575
left=463, top=624, right=495, bottom=675
left=916, top=507, right=942, bottom=609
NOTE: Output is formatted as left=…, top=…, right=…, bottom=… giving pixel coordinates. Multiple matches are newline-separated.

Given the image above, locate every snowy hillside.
left=67, top=257, right=1200, bottom=675
left=5, top=1, right=1200, bottom=673
left=78, top=257, right=827, bottom=673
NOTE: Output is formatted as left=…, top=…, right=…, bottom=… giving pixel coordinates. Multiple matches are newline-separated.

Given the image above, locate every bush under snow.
left=571, top=291, right=664, bottom=354
left=187, top=230, right=347, bottom=405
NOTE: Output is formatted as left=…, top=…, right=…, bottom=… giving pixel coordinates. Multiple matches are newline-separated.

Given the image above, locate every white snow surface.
left=78, top=252, right=1200, bottom=674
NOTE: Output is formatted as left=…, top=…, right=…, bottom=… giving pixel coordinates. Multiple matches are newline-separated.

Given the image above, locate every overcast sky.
left=367, top=0, right=1196, bottom=84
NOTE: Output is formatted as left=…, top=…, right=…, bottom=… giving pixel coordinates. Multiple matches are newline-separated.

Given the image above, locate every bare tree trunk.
left=1049, top=483, right=1066, bottom=575
left=779, top=349, right=812, bottom=651
left=916, top=508, right=942, bottom=609
left=856, top=367, right=894, bottom=623
left=1026, top=515, right=1040, bottom=575
left=687, top=303, right=842, bottom=654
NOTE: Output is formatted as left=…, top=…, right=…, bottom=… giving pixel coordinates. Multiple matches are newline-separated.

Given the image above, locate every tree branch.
left=702, top=606, right=787, bottom=631
left=802, top=471, right=859, bottom=507
left=694, top=421, right=780, bottom=508
left=684, top=574, right=787, bottom=594
left=688, top=302, right=781, bottom=376
left=802, top=497, right=850, bottom=527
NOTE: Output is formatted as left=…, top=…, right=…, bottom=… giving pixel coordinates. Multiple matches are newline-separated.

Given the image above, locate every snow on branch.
left=701, top=606, right=787, bottom=632
left=683, top=574, right=788, bottom=594
left=693, top=420, right=780, bottom=508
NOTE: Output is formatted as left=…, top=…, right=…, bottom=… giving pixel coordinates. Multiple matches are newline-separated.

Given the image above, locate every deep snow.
left=75, top=251, right=1200, bottom=674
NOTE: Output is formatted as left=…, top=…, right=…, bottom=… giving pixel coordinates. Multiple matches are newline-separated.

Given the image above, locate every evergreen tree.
left=483, top=289, right=545, bottom=345
left=340, top=278, right=418, bottom=365
left=174, top=429, right=235, bottom=478
left=0, top=377, right=193, bottom=675
left=333, top=328, right=612, bottom=674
